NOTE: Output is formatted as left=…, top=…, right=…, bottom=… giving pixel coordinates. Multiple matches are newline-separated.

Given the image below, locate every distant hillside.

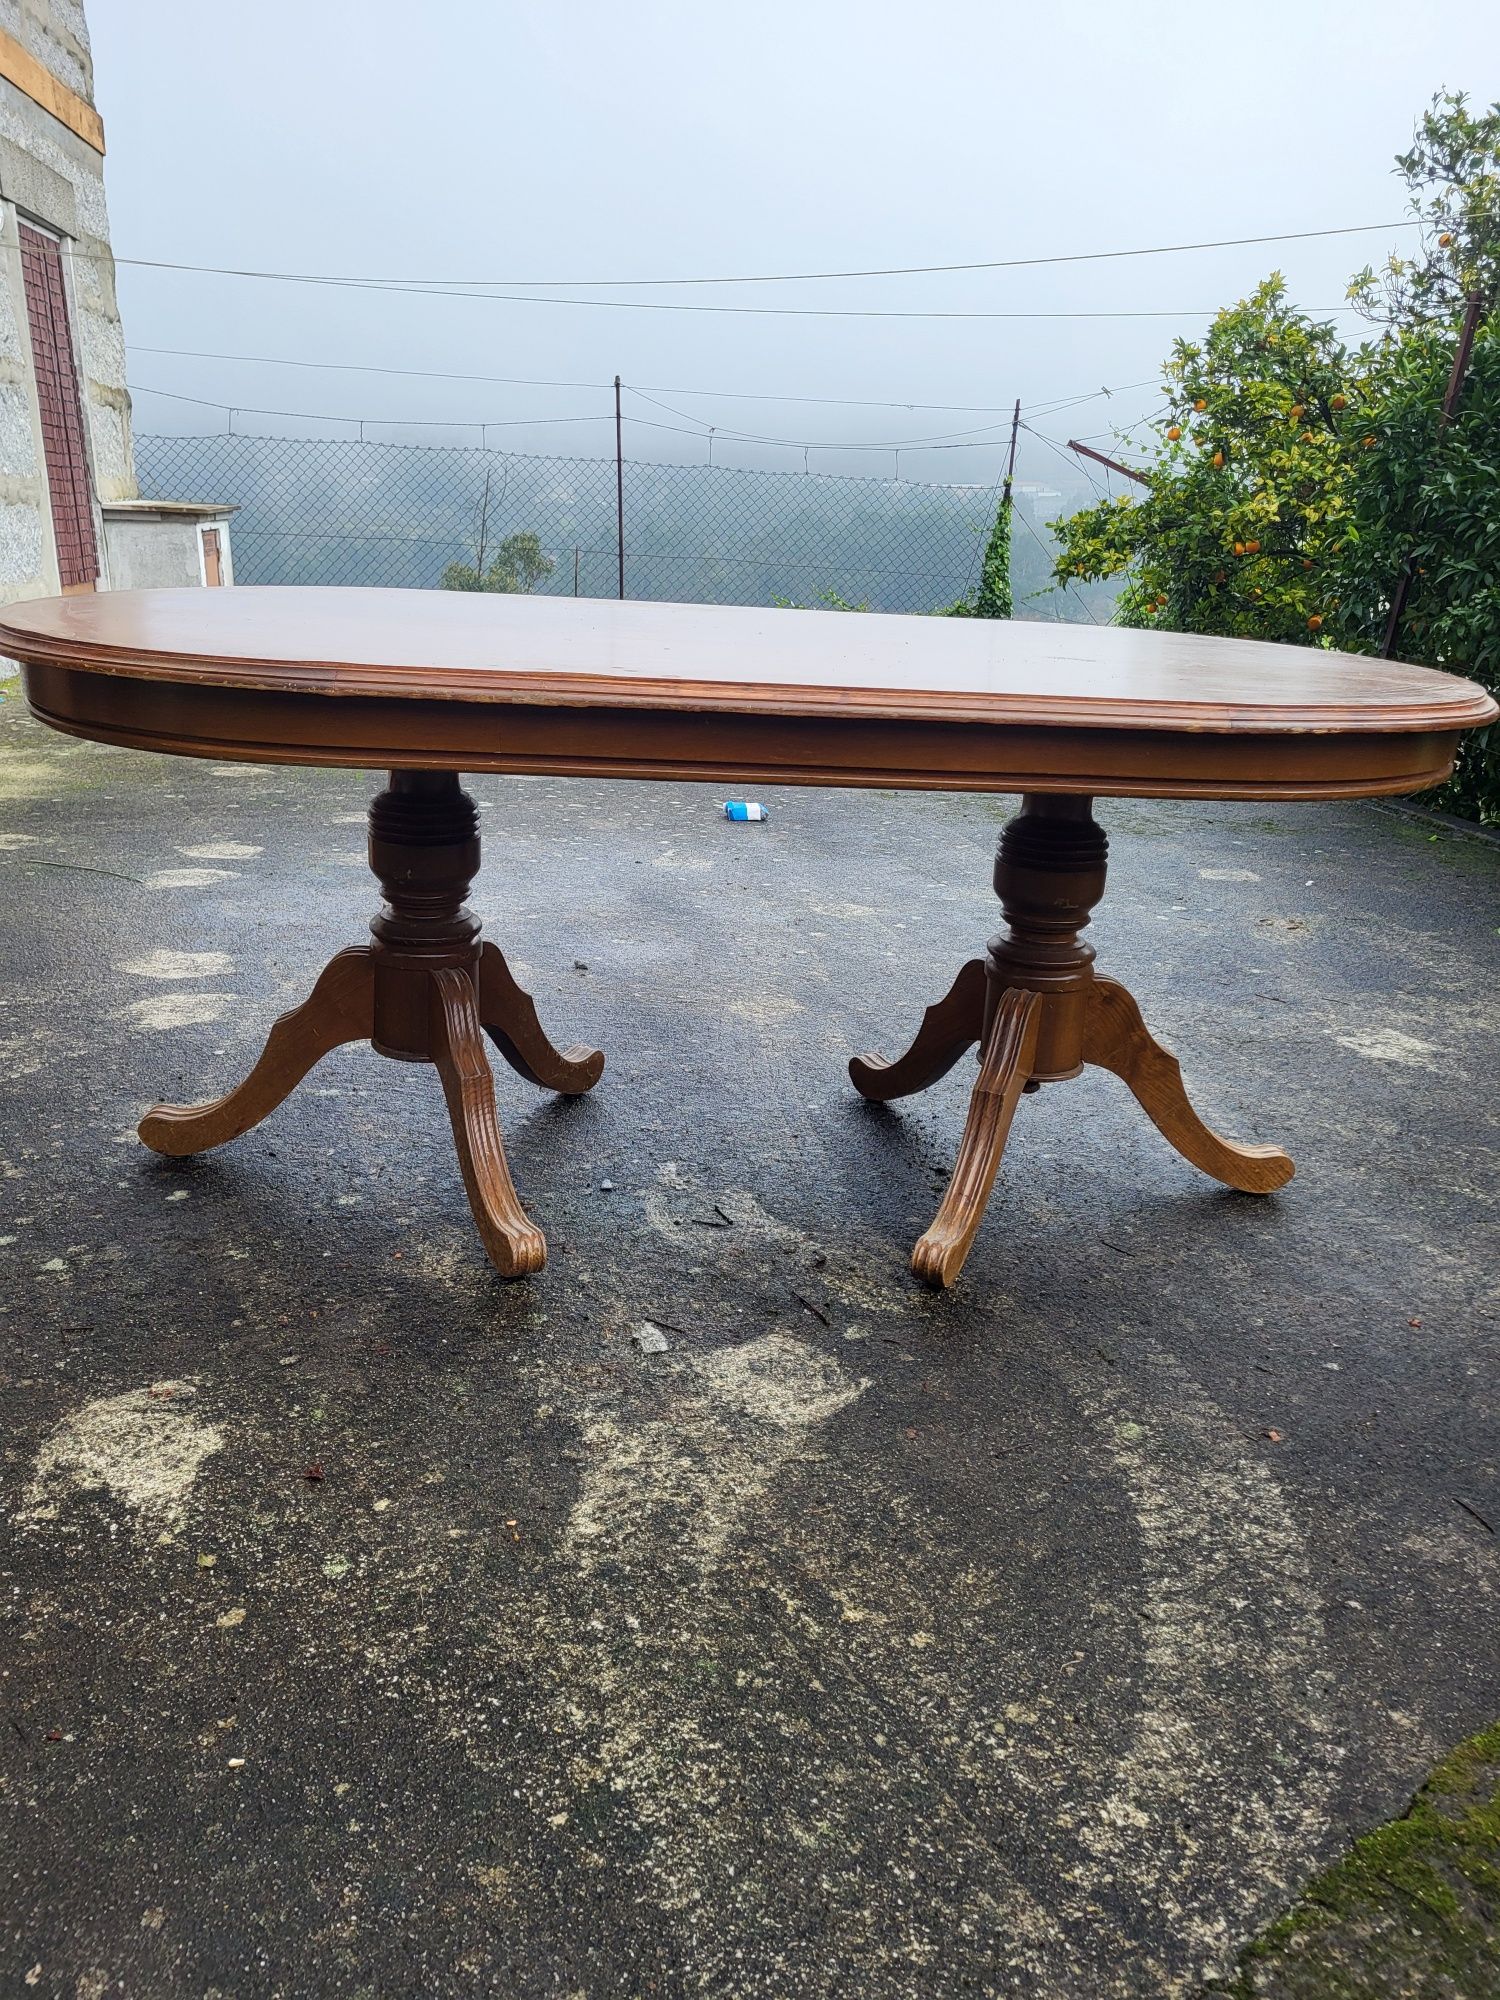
left=135, top=433, right=1120, bottom=621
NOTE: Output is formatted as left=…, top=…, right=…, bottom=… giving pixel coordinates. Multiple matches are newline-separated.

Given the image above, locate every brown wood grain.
left=4, top=586, right=1493, bottom=801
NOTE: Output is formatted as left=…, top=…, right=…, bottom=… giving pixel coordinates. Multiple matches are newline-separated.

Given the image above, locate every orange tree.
left=1050, top=278, right=1367, bottom=640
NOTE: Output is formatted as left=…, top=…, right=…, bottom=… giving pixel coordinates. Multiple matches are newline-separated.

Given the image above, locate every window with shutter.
left=19, top=222, right=99, bottom=590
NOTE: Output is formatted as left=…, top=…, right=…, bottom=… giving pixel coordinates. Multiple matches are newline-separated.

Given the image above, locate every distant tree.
left=441, top=469, right=555, bottom=593
left=442, top=533, right=555, bottom=595
left=771, top=588, right=870, bottom=611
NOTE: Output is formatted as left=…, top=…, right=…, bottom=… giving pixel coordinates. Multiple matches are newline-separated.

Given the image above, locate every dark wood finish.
left=138, top=771, right=601, bottom=1277
left=866, top=793, right=1296, bottom=1288
left=848, top=958, right=985, bottom=1101
left=1, top=587, right=1493, bottom=800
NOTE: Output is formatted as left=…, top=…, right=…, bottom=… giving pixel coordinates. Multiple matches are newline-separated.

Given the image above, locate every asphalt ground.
left=1, top=695, right=1497, bottom=1998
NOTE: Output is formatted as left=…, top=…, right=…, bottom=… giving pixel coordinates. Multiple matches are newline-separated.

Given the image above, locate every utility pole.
left=1002, top=398, right=1021, bottom=508
left=614, top=374, right=626, bottom=600
left=1067, top=438, right=1151, bottom=487
left=1380, top=290, right=1485, bottom=657
left=573, top=545, right=580, bottom=597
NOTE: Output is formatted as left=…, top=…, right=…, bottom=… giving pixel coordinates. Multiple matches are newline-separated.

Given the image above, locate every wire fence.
left=135, top=432, right=1116, bottom=620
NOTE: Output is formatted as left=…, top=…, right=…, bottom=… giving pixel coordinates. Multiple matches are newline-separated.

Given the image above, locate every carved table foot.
left=911, top=987, right=1041, bottom=1287
left=849, top=957, right=986, bottom=1102
left=862, top=794, right=1293, bottom=1289
left=1084, top=977, right=1293, bottom=1194
left=140, top=946, right=375, bottom=1156
left=138, top=771, right=600, bottom=1278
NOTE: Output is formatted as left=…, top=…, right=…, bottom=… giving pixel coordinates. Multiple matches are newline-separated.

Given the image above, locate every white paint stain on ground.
left=118, top=949, right=234, bottom=981
left=1333, top=1026, right=1441, bottom=1068
left=19, top=1381, right=225, bottom=1532
left=1199, top=868, right=1261, bottom=882
left=144, top=868, right=239, bottom=890
left=1068, top=1347, right=1338, bottom=1992
left=177, top=842, right=263, bottom=861
left=565, top=1331, right=867, bottom=1576
left=0, top=831, right=39, bottom=850
left=123, top=992, right=236, bottom=1033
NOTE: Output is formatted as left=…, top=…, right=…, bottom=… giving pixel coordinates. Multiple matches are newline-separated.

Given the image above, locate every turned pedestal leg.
left=858, top=793, right=1293, bottom=1288
left=138, top=770, right=602, bottom=1277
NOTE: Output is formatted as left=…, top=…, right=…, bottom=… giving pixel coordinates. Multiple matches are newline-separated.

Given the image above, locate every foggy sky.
left=89, top=0, right=1500, bottom=490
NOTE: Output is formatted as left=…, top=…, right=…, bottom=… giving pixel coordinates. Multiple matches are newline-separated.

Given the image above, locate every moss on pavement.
left=1211, top=1723, right=1500, bottom=1999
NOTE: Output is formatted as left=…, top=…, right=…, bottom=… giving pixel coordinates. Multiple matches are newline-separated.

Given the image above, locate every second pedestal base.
left=851, top=794, right=1293, bottom=1288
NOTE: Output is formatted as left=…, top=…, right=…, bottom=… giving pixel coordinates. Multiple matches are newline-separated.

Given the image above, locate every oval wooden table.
left=2, top=586, right=1493, bottom=1287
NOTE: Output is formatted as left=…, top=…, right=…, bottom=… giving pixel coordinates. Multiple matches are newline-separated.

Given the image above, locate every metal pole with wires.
left=1001, top=397, right=1021, bottom=508
left=614, top=374, right=626, bottom=600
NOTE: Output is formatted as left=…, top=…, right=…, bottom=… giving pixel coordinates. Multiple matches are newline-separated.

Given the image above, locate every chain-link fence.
left=135, top=432, right=1114, bottom=620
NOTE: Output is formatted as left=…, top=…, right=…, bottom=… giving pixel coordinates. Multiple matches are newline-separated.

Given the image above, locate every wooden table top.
left=3, top=587, right=1493, bottom=801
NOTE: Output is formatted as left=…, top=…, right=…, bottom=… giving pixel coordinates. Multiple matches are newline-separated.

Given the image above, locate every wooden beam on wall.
left=0, top=29, right=104, bottom=155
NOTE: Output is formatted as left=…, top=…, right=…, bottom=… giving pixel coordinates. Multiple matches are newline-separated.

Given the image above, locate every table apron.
left=23, top=663, right=1460, bottom=801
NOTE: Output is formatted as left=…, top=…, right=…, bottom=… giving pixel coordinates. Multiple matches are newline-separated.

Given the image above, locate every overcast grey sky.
left=89, top=0, right=1499, bottom=487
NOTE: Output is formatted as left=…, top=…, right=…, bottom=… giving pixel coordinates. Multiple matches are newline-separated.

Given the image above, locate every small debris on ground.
left=631, top=1323, right=671, bottom=1355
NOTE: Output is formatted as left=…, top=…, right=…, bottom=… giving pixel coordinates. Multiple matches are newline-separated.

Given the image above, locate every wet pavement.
left=1, top=694, right=1497, bottom=1998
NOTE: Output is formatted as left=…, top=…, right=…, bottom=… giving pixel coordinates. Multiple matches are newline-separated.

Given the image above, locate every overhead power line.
left=128, top=377, right=1163, bottom=458
left=112, top=262, right=1359, bottom=321
left=127, top=380, right=1068, bottom=454
left=125, top=342, right=1160, bottom=419
left=110, top=219, right=1416, bottom=291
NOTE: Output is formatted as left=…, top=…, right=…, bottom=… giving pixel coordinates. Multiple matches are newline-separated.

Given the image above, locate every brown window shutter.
left=20, top=222, right=99, bottom=589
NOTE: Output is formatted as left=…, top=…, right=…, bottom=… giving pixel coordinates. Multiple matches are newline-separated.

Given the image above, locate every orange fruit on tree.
left=1194, top=398, right=1206, bottom=411
left=1234, top=541, right=1245, bottom=556
left=1307, top=613, right=1323, bottom=631
left=1166, top=425, right=1182, bottom=440
left=1212, top=450, right=1224, bottom=468
left=1290, top=403, right=1305, bottom=419
left=1331, top=394, right=1347, bottom=410
left=1245, top=538, right=1260, bottom=553
left=1439, top=232, right=1454, bottom=246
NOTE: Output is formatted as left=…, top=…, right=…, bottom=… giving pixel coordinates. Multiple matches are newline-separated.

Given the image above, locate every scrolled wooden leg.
left=477, top=940, right=604, bottom=1095
left=850, top=958, right=987, bottom=1102
left=139, top=946, right=375, bottom=1157
left=429, top=966, right=547, bottom=1277
left=1084, top=977, right=1293, bottom=1193
left=912, top=987, right=1042, bottom=1289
